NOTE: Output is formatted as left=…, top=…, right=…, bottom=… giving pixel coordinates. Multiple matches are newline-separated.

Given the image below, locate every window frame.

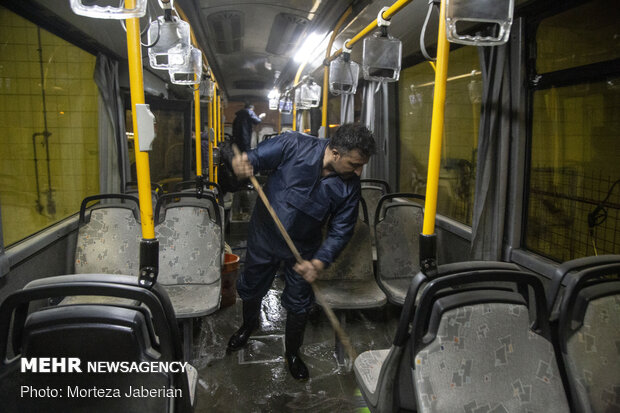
left=0, top=5, right=101, bottom=255
left=516, top=0, right=620, bottom=267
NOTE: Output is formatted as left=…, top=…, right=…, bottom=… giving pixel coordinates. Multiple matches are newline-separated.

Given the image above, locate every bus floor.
left=190, top=241, right=399, bottom=412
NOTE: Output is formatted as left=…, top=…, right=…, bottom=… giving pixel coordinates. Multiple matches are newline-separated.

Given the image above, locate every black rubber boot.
left=227, top=298, right=261, bottom=351
left=284, top=311, right=309, bottom=380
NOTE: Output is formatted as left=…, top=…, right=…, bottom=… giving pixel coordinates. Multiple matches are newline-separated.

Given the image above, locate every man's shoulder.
left=282, top=131, right=327, bottom=146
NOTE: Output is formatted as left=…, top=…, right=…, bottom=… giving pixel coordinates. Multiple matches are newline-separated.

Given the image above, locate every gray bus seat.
left=374, top=193, right=425, bottom=305
left=74, top=194, right=141, bottom=275
left=355, top=261, right=521, bottom=412
left=355, top=262, right=570, bottom=413
left=359, top=179, right=391, bottom=250
left=0, top=274, right=196, bottom=413
left=315, top=198, right=386, bottom=363
left=548, top=255, right=620, bottom=413
left=155, top=192, right=223, bottom=360
left=68, top=194, right=142, bottom=305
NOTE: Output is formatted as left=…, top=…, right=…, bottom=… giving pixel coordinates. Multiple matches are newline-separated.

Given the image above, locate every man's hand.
left=258, top=113, right=266, bottom=119
left=293, top=259, right=325, bottom=283
left=232, top=152, right=253, bottom=178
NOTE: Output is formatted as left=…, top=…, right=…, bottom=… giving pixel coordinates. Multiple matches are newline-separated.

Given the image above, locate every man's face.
left=330, top=148, right=368, bottom=180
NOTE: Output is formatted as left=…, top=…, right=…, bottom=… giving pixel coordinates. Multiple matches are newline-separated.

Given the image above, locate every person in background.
left=191, top=124, right=210, bottom=174
left=227, top=123, right=376, bottom=380
left=232, top=103, right=265, bottom=152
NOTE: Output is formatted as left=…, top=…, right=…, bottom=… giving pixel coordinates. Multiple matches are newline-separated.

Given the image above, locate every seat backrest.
left=359, top=179, right=390, bottom=225
left=74, top=194, right=141, bottom=275
left=0, top=274, right=194, bottom=413
left=551, top=257, right=620, bottom=413
left=408, top=266, right=570, bottom=413
left=155, top=192, right=223, bottom=286
left=375, top=194, right=425, bottom=280
left=125, top=181, right=163, bottom=210
left=174, top=179, right=223, bottom=204
left=320, top=198, right=373, bottom=282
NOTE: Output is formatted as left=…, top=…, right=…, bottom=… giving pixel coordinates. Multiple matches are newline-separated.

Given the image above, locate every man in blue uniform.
left=232, top=103, right=265, bottom=152
left=227, top=123, right=376, bottom=380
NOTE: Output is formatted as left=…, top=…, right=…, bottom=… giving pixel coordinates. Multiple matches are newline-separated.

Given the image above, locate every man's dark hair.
left=329, top=123, right=376, bottom=158
left=244, top=102, right=254, bottom=110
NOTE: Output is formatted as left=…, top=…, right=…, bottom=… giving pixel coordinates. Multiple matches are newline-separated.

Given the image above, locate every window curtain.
left=94, top=53, right=129, bottom=193
left=360, top=81, right=390, bottom=182
left=340, top=93, right=355, bottom=124
left=470, top=44, right=512, bottom=260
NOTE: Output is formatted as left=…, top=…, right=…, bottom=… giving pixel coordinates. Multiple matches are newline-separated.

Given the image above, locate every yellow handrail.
left=194, top=77, right=202, bottom=177
left=290, top=0, right=413, bottom=134
left=327, top=0, right=413, bottom=64
left=219, top=96, right=223, bottom=144
left=213, top=88, right=219, bottom=183
left=422, top=0, right=450, bottom=236
left=208, top=96, right=214, bottom=181
left=322, top=6, right=352, bottom=131
left=125, top=0, right=154, bottom=239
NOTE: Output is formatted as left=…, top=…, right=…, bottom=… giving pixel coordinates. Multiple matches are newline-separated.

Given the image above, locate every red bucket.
left=221, top=253, right=240, bottom=308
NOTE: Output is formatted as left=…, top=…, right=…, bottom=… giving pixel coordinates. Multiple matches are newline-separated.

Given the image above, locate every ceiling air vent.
left=266, top=13, right=308, bottom=55
left=207, top=10, right=243, bottom=54
left=233, top=80, right=266, bottom=90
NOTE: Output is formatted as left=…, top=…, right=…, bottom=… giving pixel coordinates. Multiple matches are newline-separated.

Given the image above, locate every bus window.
left=399, top=46, right=481, bottom=225
left=525, top=0, right=620, bottom=261
left=535, top=0, right=620, bottom=74
left=0, top=6, right=99, bottom=246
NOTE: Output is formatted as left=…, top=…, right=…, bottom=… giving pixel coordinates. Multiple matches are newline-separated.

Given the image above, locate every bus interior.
left=0, top=0, right=618, bottom=412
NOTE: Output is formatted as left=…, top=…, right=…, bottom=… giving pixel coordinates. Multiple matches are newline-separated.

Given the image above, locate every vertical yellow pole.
left=321, top=65, right=329, bottom=132
left=125, top=0, right=154, bottom=240
left=213, top=88, right=219, bottom=183
left=422, top=0, right=450, bottom=236
left=219, top=97, right=223, bottom=143
left=194, top=78, right=202, bottom=176
left=208, top=96, right=214, bottom=181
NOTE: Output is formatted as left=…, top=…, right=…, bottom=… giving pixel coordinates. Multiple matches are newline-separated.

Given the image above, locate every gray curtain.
left=340, top=93, right=355, bottom=124
left=360, top=81, right=389, bottom=182
left=470, top=44, right=512, bottom=260
left=94, top=53, right=129, bottom=193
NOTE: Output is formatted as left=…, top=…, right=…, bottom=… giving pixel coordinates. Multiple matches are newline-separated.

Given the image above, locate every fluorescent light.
left=294, top=32, right=328, bottom=64
left=267, top=88, right=279, bottom=99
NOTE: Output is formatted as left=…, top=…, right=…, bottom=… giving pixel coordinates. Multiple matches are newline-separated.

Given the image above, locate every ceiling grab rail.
left=291, top=7, right=351, bottom=133
left=325, top=0, right=413, bottom=65
left=306, top=0, right=412, bottom=135
left=419, top=0, right=450, bottom=277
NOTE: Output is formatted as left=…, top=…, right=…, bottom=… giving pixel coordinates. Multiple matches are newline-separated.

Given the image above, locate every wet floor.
left=191, top=232, right=400, bottom=413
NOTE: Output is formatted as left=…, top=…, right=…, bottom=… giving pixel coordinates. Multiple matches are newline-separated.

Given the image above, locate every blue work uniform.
left=232, top=108, right=262, bottom=152
left=237, top=131, right=361, bottom=313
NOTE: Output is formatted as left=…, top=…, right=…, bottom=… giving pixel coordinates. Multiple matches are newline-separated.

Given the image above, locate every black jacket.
left=232, top=108, right=262, bottom=152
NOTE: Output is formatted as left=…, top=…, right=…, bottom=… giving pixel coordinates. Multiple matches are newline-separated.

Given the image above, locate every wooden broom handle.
left=232, top=145, right=357, bottom=360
